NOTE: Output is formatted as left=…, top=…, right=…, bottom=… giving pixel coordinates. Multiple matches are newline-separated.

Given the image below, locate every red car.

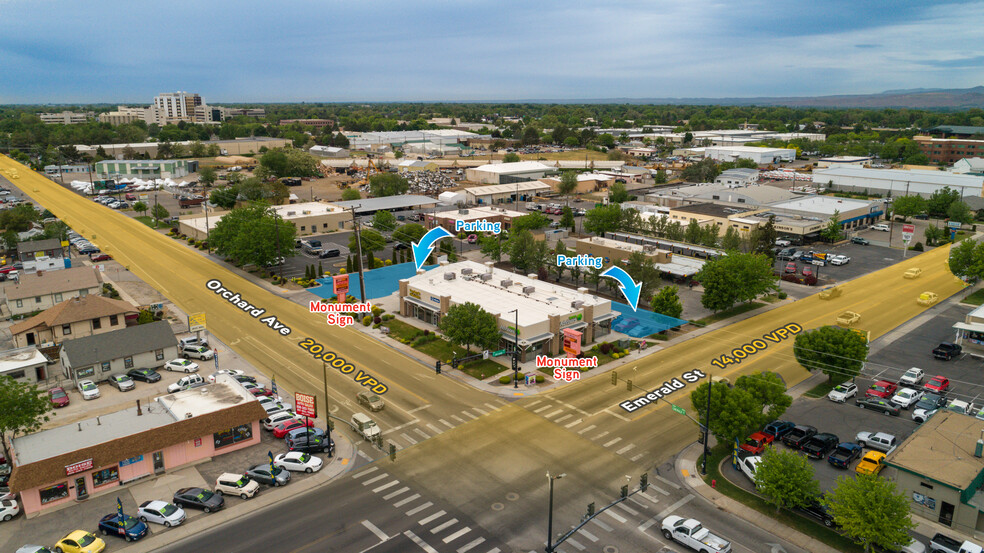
left=925, top=375, right=950, bottom=394
left=272, top=418, right=315, bottom=439
left=125, top=193, right=136, bottom=201
left=0, top=266, right=16, bottom=274
left=866, top=380, right=898, bottom=399
left=802, top=266, right=814, bottom=277
left=48, top=386, right=70, bottom=408
left=90, top=253, right=112, bottom=262
left=739, top=431, right=775, bottom=454
left=248, top=387, right=275, bottom=398
left=784, top=262, right=797, bottom=273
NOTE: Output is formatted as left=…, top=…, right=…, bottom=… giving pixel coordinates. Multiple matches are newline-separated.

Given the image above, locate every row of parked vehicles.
left=827, top=366, right=973, bottom=423
left=67, top=230, right=100, bottom=256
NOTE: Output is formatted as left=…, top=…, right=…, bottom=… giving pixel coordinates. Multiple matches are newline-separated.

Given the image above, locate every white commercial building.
left=813, top=167, right=984, bottom=198
left=153, top=91, right=202, bottom=123
left=349, top=130, right=477, bottom=151
left=766, top=196, right=885, bottom=231
left=465, top=161, right=558, bottom=185
left=38, top=111, right=93, bottom=125
left=309, top=145, right=348, bottom=158
left=714, top=168, right=759, bottom=186
left=398, top=261, right=616, bottom=360
left=703, top=146, right=796, bottom=164
left=643, top=183, right=797, bottom=208
left=463, top=181, right=552, bottom=205
left=817, top=156, right=872, bottom=168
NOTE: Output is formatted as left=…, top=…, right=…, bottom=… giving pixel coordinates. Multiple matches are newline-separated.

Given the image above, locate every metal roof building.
left=813, top=167, right=984, bottom=198
left=332, top=195, right=438, bottom=215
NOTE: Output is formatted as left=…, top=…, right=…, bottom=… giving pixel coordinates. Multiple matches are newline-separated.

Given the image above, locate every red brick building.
left=915, top=135, right=984, bottom=165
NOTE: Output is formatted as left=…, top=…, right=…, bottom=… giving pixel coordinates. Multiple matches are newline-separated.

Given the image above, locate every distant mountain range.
left=521, top=86, right=984, bottom=109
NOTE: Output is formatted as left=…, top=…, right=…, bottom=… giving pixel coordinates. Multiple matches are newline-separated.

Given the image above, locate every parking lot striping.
left=353, top=466, right=379, bottom=479
left=564, top=418, right=583, bottom=428
left=654, top=474, right=682, bottom=490
left=630, top=453, right=645, bottom=462
left=533, top=405, right=552, bottom=414
left=484, top=403, right=500, bottom=411
left=545, top=409, right=565, bottom=419
left=655, top=494, right=695, bottom=520
left=414, top=428, right=431, bottom=439
left=362, top=474, right=390, bottom=486
left=393, top=493, right=421, bottom=507
left=362, top=520, right=390, bottom=541
left=418, top=510, right=447, bottom=525
left=383, top=487, right=410, bottom=500
left=405, top=501, right=433, bottom=516
left=555, top=414, right=574, bottom=423
left=426, top=423, right=442, bottom=434
left=458, top=537, right=487, bottom=553
left=565, top=537, right=586, bottom=551
left=578, top=528, right=600, bottom=542
left=404, top=530, right=440, bottom=553
left=603, top=509, right=627, bottom=523
left=439, top=419, right=454, bottom=428
left=430, top=518, right=459, bottom=533
left=401, top=433, right=418, bottom=445
left=616, top=443, right=635, bottom=454
left=472, top=407, right=487, bottom=416
left=577, top=424, right=597, bottom=435
left=451, top=415, right=466, bottom=423
left=593, top=431, right=610, bottom=440
left=373, top=480, right=400, bottom=493
left=525, top=399, right=543, bottom=408
left=603, top=437, right=622, bottom=447
left=590, top=517, right=614, bottom=532
left=615, top=502, right=639, bottom=516
left=443, top=527, right=472, bottom=543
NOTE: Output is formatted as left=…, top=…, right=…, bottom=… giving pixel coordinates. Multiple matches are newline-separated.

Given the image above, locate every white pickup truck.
left=661, top=516, right=732, bottom=553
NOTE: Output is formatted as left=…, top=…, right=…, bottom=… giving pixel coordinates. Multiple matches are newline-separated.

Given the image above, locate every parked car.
left=777, top=248, right=797, bottom=260
left=178, top=336, right=208, bottom=349
left=90, top=253, right=112, bottom=262
left=245, top=464, right=291, bottom=487
left=97, top=513, right=148, bottom=542
left=107, top=373, right=135, bottom=392
left=904, top=267, right=922, bottom=279
left=272, top=419, right=316, bottom=439
left=871, top=224, right=890, bottom=231
left=827, top=443, right=863, bottom=469
left=234, top=374, right=257, bottom=384
left=172, top=487, right=223, bottom=513
left=165, top=359, right=199, bottom=373
left=775, top=239, right=791, bottom=247
left=0, top=499, right=19, bottom=521
left=866, top=380, right=898, bottom=399
left=660, top=516, right=732, bottom=553
left=739, top=432, right=775, bottom=455
left=781, top=425, right=817, bottom=448
left=262, top=411, right=300, bottom=431
left=856, top=451, right=887, bottom=475
left=137, top=500, right=185, bottom=527
left=181, top=345, right=214, bottom=360
left=784, top=262, right=797, bottom=273
left=856, top=397, right=901, bottom=416
left=856, top=431, right=898, bottom=452
left=737, top=455, right=762, bottom=483
left=931, top=533, right=967, bottom=553
left=797, top=495, right=838, bottom=527
left=827, top=382, right=858, bottom=403
left=802, top=266, right=814, bottom=277
left=214, top=473, right=259, bottom=500
left=248, top=387, right=275, bottom=398
left=933, top=343, right=961, bottom=360
left=54, top=530, right=105, bottom=553
left=917, top=292, right=939, bottom=306
left=891, top=388, right=924, bottom=409
left=274, top=451, right=324, bottom=473
left=801, top=433, right=840, bottom=459
left=818, top=286, right=842, bottom=300
left=287, top=432, right=335, bottom=455
left=48, top=387, right=70, bottom=408
left=77, top=379, right=100, bottom=400
left=127, top=368, right=161, bottom=383
left=900, top=367, right=925, bottom=386
left=836, top=311, right=861, bottom=327
left=357, top=391, right=385, bottom=412
left=762, top=420, right=796, bottom=439
left=913, top=393, right=947, bottom=423
left=925, top=375, right=951, bottom=394
left=946, top=399, right=977, bottom=415
left=167, top=374, right=205, bottom=394
left=285, top=426, right=326, bottom=443
left=830, top=255, right=850, bottom=266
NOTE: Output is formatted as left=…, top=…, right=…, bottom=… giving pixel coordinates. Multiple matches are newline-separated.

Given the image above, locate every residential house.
left=10, top=295, right=138, bottom=349
left=16, top=239, right=67, bottom=263
left=0, top=347, right=50, bottom=384
left=3, top=267, right=102, bottom=317
left=60, top=321, right=178, bottom=385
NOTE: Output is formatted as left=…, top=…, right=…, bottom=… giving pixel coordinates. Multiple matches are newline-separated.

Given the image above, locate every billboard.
left=188, top=312, right=207, bottom=332
left=295, top=392, right=317, bottom=418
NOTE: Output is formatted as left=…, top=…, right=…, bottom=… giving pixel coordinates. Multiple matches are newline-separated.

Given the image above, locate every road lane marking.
left=472, top=407, right=487, bottom=416
left=603, top=437, right=621, bottom=447
left=443, top=527, right=471, bottom=543
left=401, top=433, right=418, bottom=445
left=533, top=405, right=551, bottom=413
left=590, top=518, right=614, bottom=532
left=353, top=466, right=379, bottom=479
left=418, top=510, right=446, bottom=525
left=439, top=419, right=453, bottom=428
left=578, top=528, right=599, bottom=542
left=430, top=518, right=459, bottom=533
left=593, top=431, right=610, bottom=440
left=358, top=450, right=373, bottom=461
left=405, top=501, right=433, bottom=515
left=373, top=480, right=400, bottom=493
left=462, top=411, right=478, bottom=420
left=654, top=474, right=681, bottom=490
left=650, top=485, right=670, bottom=497
left=577, top=424, right=596, bottom=435
left=426, top=423, right=442, bottom=434
left=603, top=509, right=627, bottom=523
left=544, top=409, right=564, bottom=419
left=393, top=493, right=421, bottom=507
left=362, top=520, right=389, bottom=541
left=414, top=428, right=431, bottom=439
left=615, top=502, right=639, bottom=516
left=655, top=494, right=694, bottom=520
left=628, top=496, right=650, bottom=509
left=564, top=418, right=583, bottom=428
left=484, top=403, right=499, bottom=411
left=451, top=415, right=465, bottom=423
left=615, top=443, right=635, bottom=454
left=555, top=414, right=573, bottom=423
left=630, top=453, right=644, bottom=461
left=391, top=420, right=421, bottom=432
left=408, top=404, right=432, bottom=414
left=383, top=487, right=410, bottom=500
left=565, top=537, right=586, bottom=550
left=486, top=548, right=501, bottom=553
left=525, top=399, right=542, bottom=408
left=636, top=491, right=660, bottom=504
left=362, top=474, right=389, bottom=485
left=404, top=530, right=439, bottom=553
left=457, top=537, right=486, bottom=552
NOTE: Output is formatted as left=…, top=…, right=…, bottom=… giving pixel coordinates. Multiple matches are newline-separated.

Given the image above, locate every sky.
left=1, top=0, right=982, bottom=104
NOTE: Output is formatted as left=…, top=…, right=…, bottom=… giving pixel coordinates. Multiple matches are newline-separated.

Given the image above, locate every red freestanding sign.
left=295, top=392, right=317, bottom=418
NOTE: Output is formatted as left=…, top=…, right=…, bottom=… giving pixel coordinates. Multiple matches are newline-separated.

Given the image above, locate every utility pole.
left=702, top=382, right=712, bottom=475
left=348, top=205, right=367, bottom=302
left=203, top=201, right=211, bottom=254
left=545, top=472, right=566, bottom=553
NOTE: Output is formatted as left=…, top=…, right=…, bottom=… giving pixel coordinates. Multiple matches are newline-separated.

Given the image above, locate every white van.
left=167, top=374, right=205, bottom=393
left=352, top=413, right=380, bottom=441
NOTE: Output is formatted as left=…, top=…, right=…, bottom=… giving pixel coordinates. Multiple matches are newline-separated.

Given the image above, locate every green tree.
left=608, top=182, right=630, bottom=204
left=372, top=210, right=397, bottom=232
left=684, top=219, right=703, bottom=244
left=689, top=381, right=761, bottom=445
left=136, top=309, right=155, bottom=324
left=506, top=230, right=549, bottom=273
left=948, top=238, right=984, bottom=283
left=680, top=158, right=721, bottom=182
left=368, top=173, right=409, bottom=197
left=697, top=252, right=778, bottom=312
left=650, top=286, right=683, bottom=319
left=753, top=447, right=820, bottom=513
left=584, top=205, right=623, bottom=236
left=557, top=171, right=578, bottom=205
left=502, top=152, right=521, bottom=163
left=349, top=228, right=386, bottom=258
left=209, top=202, right=297, bottom=266
left=822, top=474, right=916, bottom=553
left=924, top=224, right=945, bottom=247
left=793, top=325, right=868, bottom=382
left=550, top=240, right=569, bottom=282
left=151, top=203, right=170, bottom=225
left=654, top=169, right=668, bottom=184
left=735, top=371, right=792, bottom=421
left=821, top=210, right=844, bottom=242
left=198, top=166, right=217, bottom=188
left=511, top=212, right=551, bottom=233
left=927, top=187, right=960, bottom=217
left=891, top=195, right=925, bottom=221
left=750, top=216, right=779, bottom=255
left=479, top=234, right=503, bottom=262
left=392, top=223, right=427, bottom=246
left=948, top=200, right=973, bottom=225
left=439, top=302, right=502, bottom=354
left=559, top=206, right=575, bottom=231
left=0, top=375, right=53, bottom=465
left=257, top=147, right=319, bottom=178
left=522, top=126, right=540, bottom=145
left=341, top=188, right=362, bottom=201
left=210, top=186, right=239, bottom=209
left=189, top=141, right=207, bottom=158
left=624, top=251, right=660, bottom=301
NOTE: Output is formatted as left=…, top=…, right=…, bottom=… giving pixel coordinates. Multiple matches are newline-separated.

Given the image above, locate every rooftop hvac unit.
left=643, top=245, right=656, bottom=253
left=444, top=272, right=456, bottom=281
left=458, top=209, right=469, bottom=215
left=523, top=286, right=535, bottom=294
left=479, top=273, right=492, bottom=281
left=571, top=300, right=584, bottom=308
left=287, top=211, right=296, bottom=216
left=501, top=279, right=513, bottom=287
left=302, top=210, right=311, bottom=215
left=461, top=267, right=473, bottom=275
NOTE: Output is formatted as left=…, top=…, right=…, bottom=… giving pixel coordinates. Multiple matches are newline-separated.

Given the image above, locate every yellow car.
left=855, top=451, right=887, bottom=475
left=917, top=292, right=939, bottom=306
left=836, top=311, right=861, bottom=327
left=819, top=286, right=842, bottom=300
left=904, top=267, right=922, bottom=279
left=55, top=530, right=106, bottom=553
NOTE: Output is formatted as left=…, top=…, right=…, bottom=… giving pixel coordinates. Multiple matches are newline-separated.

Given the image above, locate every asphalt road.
left=2, top=154, right=967, bottom=553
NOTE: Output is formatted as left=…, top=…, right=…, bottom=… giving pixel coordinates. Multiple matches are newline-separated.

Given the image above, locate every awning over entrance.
left=563, top=321, right=588, bottom=332
left=593, top=312, right=618, bottom=323
left=954, top=322, right=984, bottom=333
left=501, top=331, right=554, bottom=348
left=404, top=296, right=439, bottom=312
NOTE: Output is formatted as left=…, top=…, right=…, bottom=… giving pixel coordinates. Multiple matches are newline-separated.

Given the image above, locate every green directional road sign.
left=670, top=404, right=686, bottom=415
left=491, top=349, right=507, bottom=357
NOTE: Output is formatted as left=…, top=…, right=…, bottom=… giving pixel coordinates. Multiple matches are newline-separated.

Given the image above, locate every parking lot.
left=777, top=240, right=928, bottom=287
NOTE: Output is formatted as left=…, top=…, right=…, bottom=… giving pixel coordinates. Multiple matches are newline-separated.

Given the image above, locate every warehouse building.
left=575, top=236, right=706, bottom=278
left=309, top=145, right=349, bottom=158
left=816, top=156, right=873, bottom=168
left=767, top=196, right=884, bottom=231
left=7, top=374, right=267, bottom=517
left=179, top=201, right=350, bottom=241
left=331, top=195, right=438, bottom=216
left=465, top=161, right=558, bottom=185
left=399, top=260, right=616, bottom=360
left=463, top=181, right=552, bottom=205
left=813, top=167, right=984, bottom=198
left=952, top=158, right=984, bottom=176
left=398, top=160, right=439, bottom=173
left=643, top=183, right=797, bottom=208
left=78, top=137, right=290, bottom=159
left=714, top=168, right=759, bottom=186
left=425, top=206, right=525, bottom=233
left=95, top=159, right=196, bottom=179
left=539, top=172, right=615, bottom=194
left=703, top=146, right=796, bottom=164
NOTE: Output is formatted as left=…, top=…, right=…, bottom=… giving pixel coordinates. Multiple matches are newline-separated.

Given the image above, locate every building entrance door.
left=74, top=477, right=87, bottom=500
left=940, top=501, right=955, bottom=526
left=152, top=451, right=165, bottom=474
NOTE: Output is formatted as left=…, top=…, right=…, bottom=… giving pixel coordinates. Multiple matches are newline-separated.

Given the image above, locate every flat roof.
left=0, top=347, right=47, bottom=374
left=464, top=182, right=552, bottom=197
left=182, top=202, right=345, bottom=233
left=705, top=146, right=795, bottom=153
left=814, top=167, right=984, bottom=188
left=471, top=161, right=556, bottom=174
left=431, top=206, right=525, bottom=221
left=820, top=156, right=872, bottom=161
left=769, top=196, right=875, bottom=215
left=672, top=203, right=752, bottom=217
left=404, top=260, right=609, bottom=328
left=577, top=236, right=707, bottom=277
left=332, top=195, right=437, bottom=213
left=888, top=411, right=984, bottom=491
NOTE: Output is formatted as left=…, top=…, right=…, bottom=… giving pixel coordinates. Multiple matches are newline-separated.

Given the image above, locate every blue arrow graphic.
left=412, top=226, right=454, bottom=270
left=600, top=266, right=642, bottom=312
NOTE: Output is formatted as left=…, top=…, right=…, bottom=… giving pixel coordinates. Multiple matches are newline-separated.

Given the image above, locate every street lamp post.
left=702, top=381, right=712, bottom=475
left=508, top=309, right=520, bottom=388
left=545, top=472, right=566, bottom=553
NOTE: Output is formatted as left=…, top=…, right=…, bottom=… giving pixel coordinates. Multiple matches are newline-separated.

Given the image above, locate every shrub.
left=382, top=314, right=395, bottom=321
left=373, top=316, right=382, bottom=324
left=912, top=242, right=925, bottom=252
left=385, top=259, right=392, bottom=266
left=803, top=274, right=818, bottom=286
left=599, top=342, right=613, bottom=354
left=499, top=375, right=512, bottom=384
left=423, top=329, right=430, bottom=336
left=777, top=291, right=788, bottom=300
left=535, top=374, right=545, bottom=383
left=362, top=315, right=372, bottom=326
left=781, top=274, right=801, bottom=284
left=371, top=306, right=383, bottom=316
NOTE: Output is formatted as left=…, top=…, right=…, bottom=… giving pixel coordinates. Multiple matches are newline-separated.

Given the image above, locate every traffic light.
left=435, top=361, right=442, bottom=374
left=452, top=358, right=459, bottom=369
left=389, top=443, right=396, bottom=461
left=327, top=419, right=335, bottom=431
left=640, top=473, right=648, bottom=492
left=626, top=379, right=633, bottom=392
left=611, top=371, right=617, bottom=386
left=511, top=352, right=518, bottom=372
left=620, top=485, right=628, bottom=499
left=587, top=502, right=595, bottom=517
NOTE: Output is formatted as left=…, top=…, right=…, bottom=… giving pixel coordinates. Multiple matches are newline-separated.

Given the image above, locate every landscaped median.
left=383, top=319, right=509, bottom=380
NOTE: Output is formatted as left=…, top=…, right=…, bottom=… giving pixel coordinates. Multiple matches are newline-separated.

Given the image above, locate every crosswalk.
left=353, top=465, right=501, bottom=553
left=382, top=401, right=508, bottom=452
left=523, top=398, right=653, bottom=463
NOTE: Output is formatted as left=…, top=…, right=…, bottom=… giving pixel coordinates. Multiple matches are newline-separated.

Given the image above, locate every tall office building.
left=153, top=92, right=203, bottom=123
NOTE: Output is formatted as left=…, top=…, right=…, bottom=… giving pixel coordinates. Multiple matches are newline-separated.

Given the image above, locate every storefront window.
left=214, top=424, right=253, bottom=449
left=595, top=319, right=613, bottom=338
left=40, top=482, right=69, bottom=504
left=965, top=330, right=984, bottom=346
left=76, top=366, right=95, bottom=379
left=92, top=466, right=119, bottom=487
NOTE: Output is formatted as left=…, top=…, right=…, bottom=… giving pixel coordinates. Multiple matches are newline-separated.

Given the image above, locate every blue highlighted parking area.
left=610, top=302, right=686, bottom=338
left=310, top=262, right=437, bottom=300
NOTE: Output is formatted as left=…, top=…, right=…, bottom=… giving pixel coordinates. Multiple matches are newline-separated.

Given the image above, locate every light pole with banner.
left=901, top=223, right=915, bottom=258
